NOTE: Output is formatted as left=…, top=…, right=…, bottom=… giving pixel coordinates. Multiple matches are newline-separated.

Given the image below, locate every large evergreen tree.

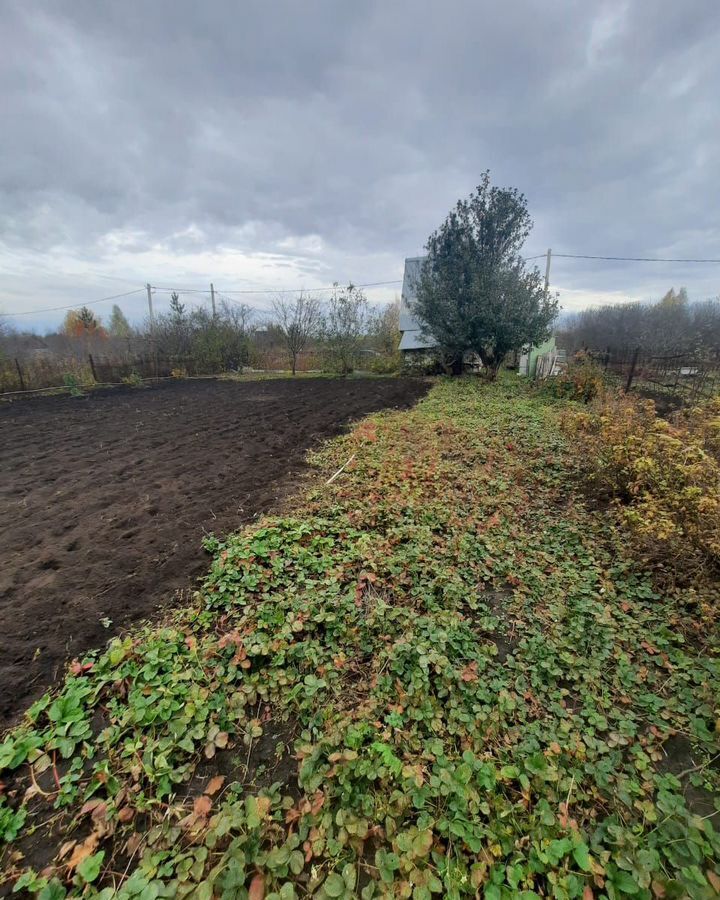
left=413, top=173, right=558, bottom=377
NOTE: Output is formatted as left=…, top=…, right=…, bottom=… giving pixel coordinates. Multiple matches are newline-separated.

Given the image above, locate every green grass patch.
left=1, top=377, right=719, bottom=898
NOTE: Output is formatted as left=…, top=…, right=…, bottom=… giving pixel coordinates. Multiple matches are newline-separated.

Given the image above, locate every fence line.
left=0, top=348, right=332, bottom=395
left=586, top=347, right=720, bottom=404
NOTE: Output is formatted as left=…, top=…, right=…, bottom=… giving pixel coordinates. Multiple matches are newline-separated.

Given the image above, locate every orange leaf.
left=248, top=873, right=265, bottom=900
left=583, top=887, right=594, bottom=900
left=67, top=832, right=99, bottom=872
left=460, top=662, right=478, bottom=683
left=706, top=871, right=720, bottom=893
left=218, top=630, right=243, bottom=649
left=58, top=840, right=77, bottom=860
left=206, top=775, right=225, bottom=795
left=193, top=795, right=212, bottom=818
left=80, top=798, right=104, bottom=817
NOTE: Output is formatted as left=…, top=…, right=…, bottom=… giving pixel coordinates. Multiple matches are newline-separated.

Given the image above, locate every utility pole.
left=146, top=282, right=158, bottom=381
left=210, top=282, right=216, bottom=319
left=544, top=248, right=552, bottom=297
left=146, top=283, right=155, bottom=327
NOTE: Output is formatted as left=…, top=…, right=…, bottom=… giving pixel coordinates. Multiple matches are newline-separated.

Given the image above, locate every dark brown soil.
left=0, top=376, right=428, bottom=729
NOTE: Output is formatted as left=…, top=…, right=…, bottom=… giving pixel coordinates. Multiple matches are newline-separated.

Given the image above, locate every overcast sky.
left=1, top=0, right=719, bottom=330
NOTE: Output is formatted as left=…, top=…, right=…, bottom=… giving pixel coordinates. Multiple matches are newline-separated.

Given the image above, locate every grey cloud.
left=1, top=0, right=719, bottom=323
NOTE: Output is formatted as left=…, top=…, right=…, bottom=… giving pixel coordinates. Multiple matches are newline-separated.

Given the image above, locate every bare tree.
left=324, top=283, right=369, bottom=374
left=218, top=299, right=253, bottom=335
left=272, top=292, right=322, bottom=375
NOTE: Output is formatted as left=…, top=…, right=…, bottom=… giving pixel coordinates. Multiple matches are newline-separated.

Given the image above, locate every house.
left=398, top=256, right=483, bottom=372
left=518, top=336, right=567, bottom=378
left=398, top=256, right=437, bottom=358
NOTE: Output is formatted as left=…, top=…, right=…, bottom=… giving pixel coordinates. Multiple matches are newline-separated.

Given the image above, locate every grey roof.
left=399, top=256, right=437, bottom=351
left=399, top=329, right=436, bottom=351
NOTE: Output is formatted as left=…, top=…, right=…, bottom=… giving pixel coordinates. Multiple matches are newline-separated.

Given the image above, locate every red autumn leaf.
left=69, top=660, right=94, bottom=676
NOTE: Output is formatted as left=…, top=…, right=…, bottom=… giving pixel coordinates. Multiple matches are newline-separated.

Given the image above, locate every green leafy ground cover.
left=1, top=378, right=719, bottom=899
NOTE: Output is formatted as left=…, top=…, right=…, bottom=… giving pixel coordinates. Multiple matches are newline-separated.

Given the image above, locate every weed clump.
left=545, top=355, right=604, bottom=403
left=121, top=371, right=143, bottom=387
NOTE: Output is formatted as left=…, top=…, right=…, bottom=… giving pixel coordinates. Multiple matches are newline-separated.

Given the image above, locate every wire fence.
left=592, top=347, right=720, bottom=405
left=0, top=348, right=337, bottom=395
left=0, top=353, right=214, bottom=394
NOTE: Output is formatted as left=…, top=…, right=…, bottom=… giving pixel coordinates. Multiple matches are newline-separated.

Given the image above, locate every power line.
left=553, top=253, right=720, bottom=263
left=6, top=288, right=146, bottom=317
left=150, top=286, right=210, bottom=294
left=219, top=279, right=403, bottom=295
left=4, top=252, right=718, bottom=318
left=145, top=279, right=403, bottom=297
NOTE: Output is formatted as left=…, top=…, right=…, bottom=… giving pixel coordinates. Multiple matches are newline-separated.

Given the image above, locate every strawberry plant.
left=1, top=376, right=718, bottom=898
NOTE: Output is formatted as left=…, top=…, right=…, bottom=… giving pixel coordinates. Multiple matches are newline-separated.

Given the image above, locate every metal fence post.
left=14, top=358, right=25, bottom=392
left=624, top=346, right=640, bottom=393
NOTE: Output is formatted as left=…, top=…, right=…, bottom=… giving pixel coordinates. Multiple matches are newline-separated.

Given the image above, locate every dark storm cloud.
left=1, top=0, right=719, bottom=320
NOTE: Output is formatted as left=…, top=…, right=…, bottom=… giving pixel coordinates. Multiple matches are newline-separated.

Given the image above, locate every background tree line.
left=558, top=288, right=720, bottom=358
left=0, top=285, right=403, bottom=383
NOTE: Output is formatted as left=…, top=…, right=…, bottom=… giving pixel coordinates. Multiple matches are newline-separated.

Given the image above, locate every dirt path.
left=0, top=376, right=428, bottom=727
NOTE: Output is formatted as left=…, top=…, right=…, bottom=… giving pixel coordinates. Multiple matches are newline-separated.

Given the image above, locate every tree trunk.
left=478, top=349, right=500, bottom=381
left=291, top=352, right=297, bottom=375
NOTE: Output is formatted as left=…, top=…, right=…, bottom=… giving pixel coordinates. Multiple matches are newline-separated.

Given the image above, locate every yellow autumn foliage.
left=565, top=390, right=720, bottom=586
